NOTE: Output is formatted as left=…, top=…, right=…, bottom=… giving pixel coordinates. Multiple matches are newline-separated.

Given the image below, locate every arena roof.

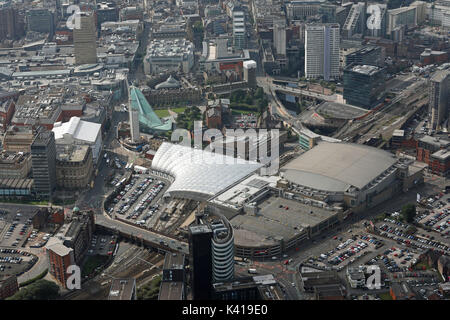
left=281, top=142, right=397, bottom=192
left=151, top=142, right=263, bottom=201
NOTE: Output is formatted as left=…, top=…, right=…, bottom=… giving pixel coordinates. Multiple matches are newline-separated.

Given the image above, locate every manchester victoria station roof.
left=151, top=142, right=263, bottom=201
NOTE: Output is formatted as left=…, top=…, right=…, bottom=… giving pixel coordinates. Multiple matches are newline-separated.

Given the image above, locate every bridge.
left=95, top=213, right=189, bottom=255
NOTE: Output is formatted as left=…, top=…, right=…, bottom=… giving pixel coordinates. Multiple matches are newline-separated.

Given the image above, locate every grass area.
left=232, top=109, right=259, bottom=115
left=137, top=275, right=162, bottom=300
left=379, top=292, right=393, bottom=300
left=81, top=255, right=109, bottom=278
left=414, top=261, right=431, bottom=270
left=19, top=269, right=48, bottom=287
left=0, top=199, right=49, bottom=206
left=154, top=107, right=187, bottom=118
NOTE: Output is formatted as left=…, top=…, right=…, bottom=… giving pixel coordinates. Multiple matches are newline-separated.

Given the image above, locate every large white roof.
left=281, top=141, right=398, bottom=192
left=52, top=117, right=101, bottom=143
left=151, top=142, right=263, bottom=200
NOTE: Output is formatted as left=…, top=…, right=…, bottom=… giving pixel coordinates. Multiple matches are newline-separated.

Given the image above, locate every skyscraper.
left=211, top=219, right=235, bottom=283
left=31, top=130, right=57, bottom=199
left=232, top=7, right=247, bottom=50
left=428, top=70, right=450, bottom=130
left=73, top=12, right=97, bottom=65
left=273, top=21, right=286, bottom=56
left=305, top=23, right=340, bottom=80
left=189, top=224, right=213, bottom=300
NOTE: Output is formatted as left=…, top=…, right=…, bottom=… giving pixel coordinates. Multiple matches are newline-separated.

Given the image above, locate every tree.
left=7, top=280, right=60, bottom=300
left=401, top=204, right=416, bottom=223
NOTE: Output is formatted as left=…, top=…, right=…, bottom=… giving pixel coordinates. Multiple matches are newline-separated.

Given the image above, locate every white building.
left=273, top=21, right=286, bottom=56
left=144, top=39, right=194, bottom=75
left=305, top=23, right=340, bottom=80
left=52, top=117, right=103, bottom=164
left=387, top=6, right=417, bottom=34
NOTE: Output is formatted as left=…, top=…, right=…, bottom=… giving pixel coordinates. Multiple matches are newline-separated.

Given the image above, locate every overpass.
left=95, top=213, right=189, bottom=255
left=270, top=83, right=339, bottom=102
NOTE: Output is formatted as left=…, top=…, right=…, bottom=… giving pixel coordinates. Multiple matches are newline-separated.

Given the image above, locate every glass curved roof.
left=130, top=86, right=172, bottom=132
left=152, top=142, right=263, bottom=200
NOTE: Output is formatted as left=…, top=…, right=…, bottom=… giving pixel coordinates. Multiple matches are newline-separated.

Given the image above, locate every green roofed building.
left=129, top=87, right=172, bottom=134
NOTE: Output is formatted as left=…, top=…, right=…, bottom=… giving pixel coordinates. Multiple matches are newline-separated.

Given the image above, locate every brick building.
left=416, top=136, right=450, bottom=177
left=0, top=275, right=19, bottom=300
left=46, top=243, right=75, bottom=288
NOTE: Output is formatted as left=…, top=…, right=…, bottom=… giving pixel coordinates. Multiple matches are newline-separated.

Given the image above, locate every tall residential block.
left=305, top=23, right=340, bottom=80
left=428, top=70, right=450, bottom=130
left=189, top=224, right=213, bottom=300
left=73, top=12, right=97, bottom=65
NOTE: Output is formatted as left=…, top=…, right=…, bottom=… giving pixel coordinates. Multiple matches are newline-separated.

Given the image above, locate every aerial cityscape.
left=0, top=0, right=449, bottom=305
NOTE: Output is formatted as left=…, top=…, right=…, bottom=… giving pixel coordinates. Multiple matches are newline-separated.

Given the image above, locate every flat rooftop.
left=349, top=64, right=381, bottom=75
left=230, top=196, right=338, bottom=247
left=281, top=141, right=398, bottom=192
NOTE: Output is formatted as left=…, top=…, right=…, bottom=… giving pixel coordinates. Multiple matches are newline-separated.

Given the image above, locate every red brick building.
left=46, top=243, right=75, bottom=288
left=420, top=49, right=448, bottom=66
left=416, top=136, right=450, bottom=177
left=0, top=275, right=19, bottom=299
left=0, top=99, right=15, bottom=132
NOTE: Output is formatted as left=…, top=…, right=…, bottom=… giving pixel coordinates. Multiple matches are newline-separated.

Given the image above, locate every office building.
left=345, top=46, right=385, bottom=68
left=0, top=7, right=23, bottom=41
left=2, top=126, right=34, bottom=153
left=342, top=2, right=366, bottom=38
left=0, top=151, right=31, bottom=179
left=428, top=70, right=450, bottom=130
left=387, top=6, right=417, bottom=34
left=27, top=8, right=55, bottom=35
left=144, top=39, right=194, bottom=75
left=73, top=12, right=97, bottom=65
left=213, top=275, right=283, bottom=300
left=273, top=21, right=286, bottom=56
left=305, top=24, right=340, bottom=80
left=286, top=0, right=327, bottom=21
left=31, top=130, right=57, bottom=199
left=232, top=7, right=247, bottom=50
left=52, top=117, right=103, bottom=164
left=46, top=243, right=75, bottom=288
left=211, top=219, right=235, bottom=282
left=96, top=2, right=119, bottom=29
left=343, top=64, right=386, bottom=109
left=55, top=145, right=94, bottom=190
left=243, top=60, right=257, bottom=89
left=189, top=224, right=213, bottom=300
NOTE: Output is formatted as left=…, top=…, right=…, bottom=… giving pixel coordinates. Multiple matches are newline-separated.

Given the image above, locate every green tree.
left=401, top=204, right=416, bottom=223
left=137, top=275, right=162, bottom=300
left=7, top=280, right=60, bottom=300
